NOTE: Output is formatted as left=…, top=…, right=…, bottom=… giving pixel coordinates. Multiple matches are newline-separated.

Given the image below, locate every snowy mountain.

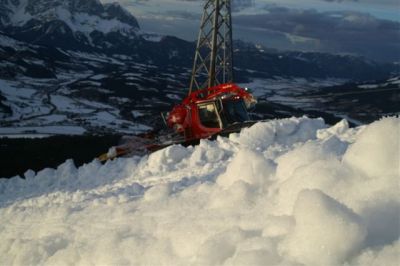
left=0, top=0, right=398, bottom=137
left=0, top=0, right=140, bottom=49
left=0, top=30, right=398, bottom=137
left=0, top=117, right=399, bottom=265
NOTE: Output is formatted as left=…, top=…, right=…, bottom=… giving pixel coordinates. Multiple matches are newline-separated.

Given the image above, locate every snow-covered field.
left=239, top=77, right=346, bottom=99
left=0, top=75, right=152, bottom=136
left=0, top=117, right=399, bottom=265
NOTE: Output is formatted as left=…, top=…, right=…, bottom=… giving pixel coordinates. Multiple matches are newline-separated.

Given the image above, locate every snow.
left=51, top=95, right=92, bottom=114
left=238, top=77, right=347, bottom=105
left=358, top=76, right=400, bottom=89
left=0, top=117, right=399, bottom=265
left=3, top=0, right=137, bottom=37
left=0, top=79, right=52, bottom=121
left=387, top=76, right=400, bottom=84
left=90, top=74, right=107, bottom=80
left=0, top=79, right=36, bottom=98
left=358, top=84, right=379, bottom=89
left=0, top=75, right=151, bottom=135
left=37, top=114, right=69, bottom=123
left=283, top=189, right=367, bottom=266
left=343, top=118, right=399, bottom=178
left=166, top=93, right=181, bottom=100
left=76, top=99, right=113, bottom=110
left=7, top=0, right=32, bottom=27
left=63, top=11, right=134, bottom=35
left=0, top=34, right=25, bottom=49
left=131, top=110, right=145, bottom=118
left=217, top=149, right=275, bottom=189
left=141, top=33, right=163, bottom=42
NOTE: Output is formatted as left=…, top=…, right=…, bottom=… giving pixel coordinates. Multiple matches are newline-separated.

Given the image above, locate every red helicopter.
left=98, top=0, right=258, bottom=161
left=167, top=83, right=256, bottom=140
left=98, top=83, right=257, bottom=162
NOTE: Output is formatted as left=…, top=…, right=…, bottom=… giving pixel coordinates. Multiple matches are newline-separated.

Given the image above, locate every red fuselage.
left=167, top=83, right=256, bottom=140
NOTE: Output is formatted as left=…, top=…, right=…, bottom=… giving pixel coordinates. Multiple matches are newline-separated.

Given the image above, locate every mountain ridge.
left=0, top=0, right=140, bottom=49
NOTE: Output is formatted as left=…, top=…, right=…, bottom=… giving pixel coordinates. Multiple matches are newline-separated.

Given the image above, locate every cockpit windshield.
left=197, top=99, right=250, bottom=129
left=222, top=99, right=249, bottom=124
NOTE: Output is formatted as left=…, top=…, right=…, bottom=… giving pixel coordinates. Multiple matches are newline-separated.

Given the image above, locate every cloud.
left=99, top=1, right=399, bottom=62
left=234, top=7, right=400, bottom=62
left=321, top=0, right=399, bottom=3
left=321, top=0, right=358, bottom=2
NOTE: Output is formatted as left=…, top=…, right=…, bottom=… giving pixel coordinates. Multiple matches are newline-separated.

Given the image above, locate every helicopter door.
left=197, top=102, right=222, bottom=128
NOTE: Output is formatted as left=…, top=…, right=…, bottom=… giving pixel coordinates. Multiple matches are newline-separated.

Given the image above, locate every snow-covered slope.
left=0, top=30, right=397, bottom=135
left=242, top=76, right=400, bottom=125
left=0, top=0, right=140, bottom=48
left=0, top=117, right=399, bottom=265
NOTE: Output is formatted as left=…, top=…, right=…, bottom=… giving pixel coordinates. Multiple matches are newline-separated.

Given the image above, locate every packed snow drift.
left=0, top=117, right=399, bottom=265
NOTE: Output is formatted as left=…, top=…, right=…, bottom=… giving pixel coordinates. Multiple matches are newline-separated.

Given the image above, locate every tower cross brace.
left=189, top=0, right=234, bottom=94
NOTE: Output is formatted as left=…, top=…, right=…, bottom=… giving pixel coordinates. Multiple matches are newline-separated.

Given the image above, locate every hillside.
left=0, top=30, right=398, bottom=136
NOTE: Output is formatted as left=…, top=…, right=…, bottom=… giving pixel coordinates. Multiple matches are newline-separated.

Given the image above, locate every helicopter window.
left=198, top=103, right=221, bottom=128
left=222, top=99, right=249, bottom=124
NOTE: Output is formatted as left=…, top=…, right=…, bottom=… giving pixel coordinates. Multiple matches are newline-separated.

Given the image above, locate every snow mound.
left=283, top=189, right=366, bottom=266
left=217, top=149, right=275, bottom=188
left=0, top=117, right=399, bottom=265
left=343, top=117, right=399, bottom=178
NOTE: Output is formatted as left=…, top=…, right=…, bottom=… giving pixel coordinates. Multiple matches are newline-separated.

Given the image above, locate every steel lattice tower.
left=189, top=0, right=234, bottom=94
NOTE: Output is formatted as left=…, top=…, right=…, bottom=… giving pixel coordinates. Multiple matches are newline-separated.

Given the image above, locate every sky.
left=101, top=0, right=400, bottom=62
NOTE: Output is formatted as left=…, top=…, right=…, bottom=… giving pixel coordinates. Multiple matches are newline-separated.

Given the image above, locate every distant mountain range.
left=1, top=0, right=396, bottom=79
left=0, top=0, right=398, bottom=135
left=0, top=0, right=139, bottom=48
